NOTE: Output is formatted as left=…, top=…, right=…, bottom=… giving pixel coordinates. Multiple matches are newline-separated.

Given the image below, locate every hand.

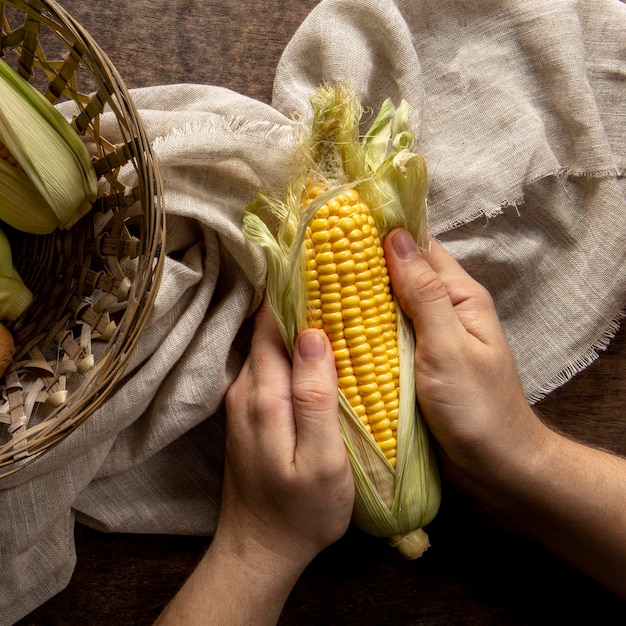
left=156, top=299, right=354, bottom=625
left=219, top=298, right=354, bottom=567
left=384, top=228, right=626, bottom=598
left=383, top=229, right=543, bottom=492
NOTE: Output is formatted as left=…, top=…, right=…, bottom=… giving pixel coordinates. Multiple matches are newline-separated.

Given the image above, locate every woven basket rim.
left=0, top=0, right=166, bottom=478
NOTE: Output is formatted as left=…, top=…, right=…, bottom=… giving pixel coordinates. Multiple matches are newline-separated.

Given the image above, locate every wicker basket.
left=0, top=0, right=165, bottom=477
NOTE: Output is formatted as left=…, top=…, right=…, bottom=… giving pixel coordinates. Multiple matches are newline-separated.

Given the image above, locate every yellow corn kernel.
left=243, top=83, right=440, bottom=557
left=305, top=188, right=399, bottom=467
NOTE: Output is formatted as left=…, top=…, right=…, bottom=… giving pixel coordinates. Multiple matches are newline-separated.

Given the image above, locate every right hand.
left=384, top=229, right=546, bottom=493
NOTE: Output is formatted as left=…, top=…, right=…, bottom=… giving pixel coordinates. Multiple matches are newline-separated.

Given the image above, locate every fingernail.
left=391, top=229, right=418, bottom=260
left=297, top=331, right=325, bottom=361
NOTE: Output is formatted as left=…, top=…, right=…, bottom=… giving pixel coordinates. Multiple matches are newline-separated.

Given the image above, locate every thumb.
left=384, top=229, right=463, bottom=350
left=290, top=329, right=343, bottom=466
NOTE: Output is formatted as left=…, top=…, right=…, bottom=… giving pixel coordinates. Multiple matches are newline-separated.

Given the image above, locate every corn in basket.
left=0, top=0, right=165, bottom=478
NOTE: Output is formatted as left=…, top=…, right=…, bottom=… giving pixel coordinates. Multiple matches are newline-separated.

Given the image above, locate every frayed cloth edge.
left=527, top=310, right=625, bottom=405
left=151, top=115, right=298, bottom=151
left=432, top=165, right=624, bottom=236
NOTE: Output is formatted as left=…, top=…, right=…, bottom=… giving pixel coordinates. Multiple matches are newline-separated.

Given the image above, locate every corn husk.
left=0, top=58, right=97, bottom=234
left=243, top=83, right=441, bottom=558
left=0, top=224, right=32, bottom=322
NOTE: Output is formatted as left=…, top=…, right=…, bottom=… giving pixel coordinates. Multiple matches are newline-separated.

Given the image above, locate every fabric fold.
left=1, top=1, right=624, bottom=622
left=272, top=0, right=625, bottom=397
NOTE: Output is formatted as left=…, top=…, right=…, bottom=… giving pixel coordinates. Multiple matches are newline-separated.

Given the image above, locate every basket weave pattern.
left=0, top=0, right=165, bottom=477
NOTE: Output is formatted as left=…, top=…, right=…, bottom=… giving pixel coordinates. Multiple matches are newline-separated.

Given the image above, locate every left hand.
left=218, top=298, right=355, bottom=569
left=155, top=300, right=354, bottom=625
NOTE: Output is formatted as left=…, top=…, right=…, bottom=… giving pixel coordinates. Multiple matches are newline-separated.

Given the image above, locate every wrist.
left=453, top=405, right=554, bottom=509
left=155, top=521, right=310, bottom=626
left=210, top=517, right=311, bottom=592
left=167, top=527, right=307, bottom=626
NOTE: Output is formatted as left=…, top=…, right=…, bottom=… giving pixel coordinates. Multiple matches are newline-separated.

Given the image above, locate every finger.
left=384, top=229, right=465, bottom=348
left=227, top=296, right=294, bottom=449
left=420, top=239, right=480, bottom=305
left=248, top=296, right=289, bottom=372
left=427, top=239, right=507, bottom=339
left=290, top=329, right=344, bottom=466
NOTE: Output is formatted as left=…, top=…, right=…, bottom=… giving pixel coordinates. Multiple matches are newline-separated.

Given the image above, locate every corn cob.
left=303, top=186, right=400, bottom=467
left=0, top=224, right=32, bottom=322
left=244, top=84, right=440, bottom=558
left=0, top=58, right=97, bottom=234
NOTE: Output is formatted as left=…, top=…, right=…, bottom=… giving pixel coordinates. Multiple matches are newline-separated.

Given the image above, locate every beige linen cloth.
left=1, top=0, right=624, bottom=621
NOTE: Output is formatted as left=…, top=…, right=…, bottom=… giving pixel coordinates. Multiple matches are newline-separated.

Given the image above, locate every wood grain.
left=59, top=0, right=319, bottom=104
left=14, top=1, right=626, bottom=623
left=18, top=325, right=626, bottom=625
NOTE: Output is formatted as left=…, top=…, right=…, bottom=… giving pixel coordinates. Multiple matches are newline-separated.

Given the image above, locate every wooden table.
left=16, top=1, right=626, bottom=623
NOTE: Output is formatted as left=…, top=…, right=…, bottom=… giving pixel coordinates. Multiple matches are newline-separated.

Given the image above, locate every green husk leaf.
left=243, top=82, right=440, bottom=556
left=0, top=58, right=97, bottom=232
left=361, top=98, right=396, bottom=169
left=0, top=154, right=60, bottom=235
left=0, top=225, right=32, bottom=322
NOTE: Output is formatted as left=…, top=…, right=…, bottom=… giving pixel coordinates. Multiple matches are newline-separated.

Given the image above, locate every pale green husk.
left=0, top=58, right=97, bottom=234
left=0, top=224, right=32, bottom=322
left=243, top=83, right=440, bottom=557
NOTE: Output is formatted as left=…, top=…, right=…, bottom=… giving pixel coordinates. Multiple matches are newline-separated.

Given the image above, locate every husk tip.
left=389, top=528, right=430, bottom=560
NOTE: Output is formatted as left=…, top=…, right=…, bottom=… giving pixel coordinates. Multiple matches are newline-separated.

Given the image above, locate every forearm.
left=155, top=532, right=305, bottom=626
left=474, top=416, right=626, bottom=598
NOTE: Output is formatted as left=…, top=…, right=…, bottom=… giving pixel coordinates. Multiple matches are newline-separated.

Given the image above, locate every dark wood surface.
left=16, top=1, right=626, bottom=624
